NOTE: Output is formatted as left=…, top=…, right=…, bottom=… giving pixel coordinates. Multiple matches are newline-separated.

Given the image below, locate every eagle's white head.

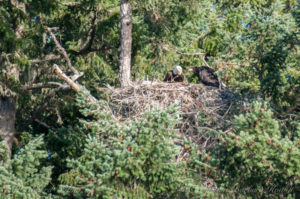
left=173, top=65, right=182, bottom=75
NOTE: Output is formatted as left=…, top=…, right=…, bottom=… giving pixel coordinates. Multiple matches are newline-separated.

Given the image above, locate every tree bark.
left=0, top=0, right=25, bottom=156
left=0, top=61, right=18, bottom=158
left=0, top=96, right=16, bottom=157
left=119, top=0, right=132, bottom=87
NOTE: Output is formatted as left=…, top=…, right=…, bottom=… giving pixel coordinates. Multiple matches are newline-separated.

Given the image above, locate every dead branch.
left=62, top=2, right=81, bottom=6
left=53, top=64, right=102, bottom=105
left=177, top=50, right=211, bottom=68
left=201, top=55, right=211, bottom=68
left=30, top=54, right=61, bottom=64
left=53, top=64, right=81, bottom=92
left=46, top=27, right=82, bottom=80
left=21, top=82, right=64, bottom=90
left=55, top=107, right=63, bottom=125
left=177, top=52, right=206, bottom=56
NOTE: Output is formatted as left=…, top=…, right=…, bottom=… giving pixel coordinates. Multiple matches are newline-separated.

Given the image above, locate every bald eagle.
left=188, top=66, right=219, bottom=88
left=164, top=65, right=185, bottom=82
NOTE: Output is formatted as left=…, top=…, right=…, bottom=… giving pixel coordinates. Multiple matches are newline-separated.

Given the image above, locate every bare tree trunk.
left=119, top=0, right=132, bottom=87
left=0, top=0, right=25, bottom=157
left=0, top=96, right=16, bottom=157
left=0, top=60, right=18, bottom=158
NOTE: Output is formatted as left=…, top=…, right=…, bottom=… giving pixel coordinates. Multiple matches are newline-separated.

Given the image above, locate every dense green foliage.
left=209, top=101, right=300, bottom=198
left=56, top=93, right=213, bottom=198
left=0, top=136, right=53, bottom=198
left=0, top=0, right=299, bottom=198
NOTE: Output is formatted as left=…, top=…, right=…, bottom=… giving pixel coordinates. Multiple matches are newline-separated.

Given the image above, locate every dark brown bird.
left=188, top=66, right=219, bottom=87
left=164, top=65, right=185, bottom=82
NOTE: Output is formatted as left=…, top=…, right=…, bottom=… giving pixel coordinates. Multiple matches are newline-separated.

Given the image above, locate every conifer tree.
left=56, top=92, right=215, bottom=198
left=0, top=136, right=53, bottom=198
left=210, top=101, right=300, bottom=198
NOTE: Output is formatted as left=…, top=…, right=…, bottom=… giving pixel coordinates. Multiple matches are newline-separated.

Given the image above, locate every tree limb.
left=201, top=55, right=211, bottom=68
left=54, top=64, right=116, bottom=118
left=53, top=64, right=98, bottom=102
left=21, top=84, right=71, bottom=130
left=30, top=54, right=61, bottom=64
left=75, top=9, right=98, bottom=55
left=21, top=82, right=64, bottom=90
left=46, top=27, right=82, bottom=80
left=53, top=64, right=81, bottom=92
left=34, top=118, right=52, bottom=129
left=177, top=51, right=211, bottom=68
left=177, top=51, right=206, bottom=56
left=62, top=2, right=81, bottom=6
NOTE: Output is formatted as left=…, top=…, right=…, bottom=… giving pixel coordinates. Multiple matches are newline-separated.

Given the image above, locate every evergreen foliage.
left=0, top=136, right=53, bottom=198
left=57, top=93, right=214, bottom=198
left=209, top=101, right=300, bottom=198
left=0, top=0, right=299, bottom=198
left=213, top=1, right=299, bottom=108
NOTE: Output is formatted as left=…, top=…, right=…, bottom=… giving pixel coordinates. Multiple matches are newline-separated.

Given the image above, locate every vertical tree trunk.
left=0, top=96, right=16, bottom=157
left=0, top=0, right=24, bottom=157
left=0, top=60, right=18, bottom=158
left=119, top=0, right=132, bottom=87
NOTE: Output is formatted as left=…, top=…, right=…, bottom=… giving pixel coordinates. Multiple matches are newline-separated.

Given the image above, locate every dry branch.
left=53, top=64, right=97, bottom=103
left=53, top=64, right=81, bottom=92
left=21, top=82, right=64, bottom=90
left=30, top=54, right=61, bottom=64
left=177, top=52, right=206, bottom=56
left=46, top=27, right=82, bottom=80
left=177, top=51, right=212, bottom=69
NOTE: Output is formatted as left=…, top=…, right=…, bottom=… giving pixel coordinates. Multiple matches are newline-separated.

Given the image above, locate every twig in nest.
left=222, top=102, right=233, bottom=119
left=203, top=136, right=212, bottom=148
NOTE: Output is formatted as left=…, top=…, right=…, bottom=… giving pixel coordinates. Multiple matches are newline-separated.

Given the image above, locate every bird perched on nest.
left=164, top=65, right=185, bottom=82
left=188, top=66, right=220, bottom=88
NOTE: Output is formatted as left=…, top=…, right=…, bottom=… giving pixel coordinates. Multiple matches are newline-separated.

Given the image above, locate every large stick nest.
left=106, top=81, right=234, bottom=188
left=107, top=81, right=234, bottom=149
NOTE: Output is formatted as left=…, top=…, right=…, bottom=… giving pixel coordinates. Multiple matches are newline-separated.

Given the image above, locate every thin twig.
left=201, top=56, right=211, bottom=68
left=222, top=102, right=233, bottom=119
left=177, top=51, right=206, bottom=56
